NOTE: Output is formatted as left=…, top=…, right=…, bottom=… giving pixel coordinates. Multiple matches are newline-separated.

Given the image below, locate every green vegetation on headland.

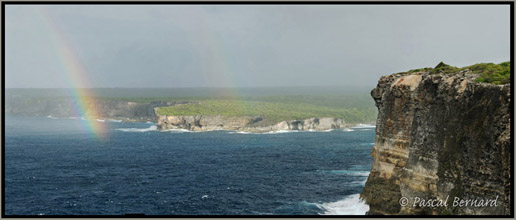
left=5, top=88, right=378, bottom=124
left=154, top=95, right=378, bottom=124
left=155, top=97, right=377, bottom=124
left=405, top=61, right=511, bottom=85
left=471, top=62, right=510, bottom=84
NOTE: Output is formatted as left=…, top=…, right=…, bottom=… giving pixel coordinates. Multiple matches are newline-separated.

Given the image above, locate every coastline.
left=155, top=113, right=375, bottom=133
left=20, top=114, right=377, bottom=134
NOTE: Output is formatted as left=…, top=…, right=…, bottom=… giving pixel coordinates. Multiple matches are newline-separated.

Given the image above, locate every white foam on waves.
left=116, top=125, right=157, bottom=132
left=351, top=123, right=376, bottom=129
left=264, top=130, right=299, bottom=134
left=228, top=131, right=252, bottom=134
left=343, top=128, right=354, bottom=132
left=96, top=119, right=105, bottom=122
left=305, top=129, right=334, bottom=132
left=228, top=130, right=300, bottom=135
left=316, top=194, right=369, bottom=215
left=327, top=170, right=370, bottom=176
left=165, top=129, right=190, bottom=133
left=349, top=171, right=370, bottom=177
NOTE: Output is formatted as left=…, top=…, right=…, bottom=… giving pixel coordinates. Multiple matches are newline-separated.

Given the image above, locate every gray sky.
left=5, top=5, right=510, bottom=88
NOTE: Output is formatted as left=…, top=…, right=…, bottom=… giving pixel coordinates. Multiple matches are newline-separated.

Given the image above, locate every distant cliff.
left=5, top=97, right=186, bottom=122
left=156, top=112, right=348, bottom=132
left=361, top=66, right=511, bottom=215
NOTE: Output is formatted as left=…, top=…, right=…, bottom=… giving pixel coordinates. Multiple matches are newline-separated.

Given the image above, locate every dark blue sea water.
left=4, top=116, right=375, bottom=215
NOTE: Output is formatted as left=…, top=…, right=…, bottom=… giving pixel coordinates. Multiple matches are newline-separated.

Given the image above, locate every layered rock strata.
left=361, top=70, right=511, bottom=215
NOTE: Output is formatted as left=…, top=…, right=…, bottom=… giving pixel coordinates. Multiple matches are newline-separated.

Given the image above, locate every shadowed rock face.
left=361, top=70, right=511, bottom=215
left=156, top=113, right=348, bottom=133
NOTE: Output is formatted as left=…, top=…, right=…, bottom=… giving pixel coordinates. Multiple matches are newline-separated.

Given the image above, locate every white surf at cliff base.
left=351, top=124, right=376, bottom=129
left=351, top=124, right=376, bottom=128
left=316, top=194, right=370, bottom=215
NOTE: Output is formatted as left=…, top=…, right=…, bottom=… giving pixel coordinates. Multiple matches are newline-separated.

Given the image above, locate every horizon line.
left=5, top=85, right=375, bottom=89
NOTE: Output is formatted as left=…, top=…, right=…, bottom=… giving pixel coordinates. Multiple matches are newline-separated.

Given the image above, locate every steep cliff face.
left=156, top=112, right=347, bottom=132
left=156, top=115, right=256, bottom=131
left=361, top=70, right=511, bottom=215
left=239, top=117, right=346, bottom=133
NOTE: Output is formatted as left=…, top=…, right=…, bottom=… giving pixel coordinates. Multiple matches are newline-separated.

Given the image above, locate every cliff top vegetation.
left=404, top=61, right=511, bottom=85
left=154, top=95, right=377, bottom=124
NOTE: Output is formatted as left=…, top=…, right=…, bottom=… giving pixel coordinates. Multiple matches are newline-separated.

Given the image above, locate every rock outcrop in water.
left=361, top=67, right=511, bottom=215
left=156, top=113, right=348, bottom=132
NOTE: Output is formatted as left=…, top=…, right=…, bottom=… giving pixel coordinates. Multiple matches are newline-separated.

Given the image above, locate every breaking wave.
left=351, top=124, right=376, bottom=129
left=229, top=129, right=337, bottom=134
left=228, top=131, right=252, bottom=134
left=326, top=170, right=370, bottom=176
left=315, top=194, right=369, bottom=215
left=264, top=130, right=299, bottom=134
left=227, top=130, right=300, bottom=135
left=164, top=129, right=190, bottom=133
left=116, top=125, right=157, bottom=132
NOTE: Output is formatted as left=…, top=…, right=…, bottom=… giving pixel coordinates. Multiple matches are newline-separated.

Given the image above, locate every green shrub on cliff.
left=416, top=61, right=510, bottom=85
left=471, top=62, right=510, bottom=84
left=407, top=67, right=432, bottom=73
left=430, top=62, right=460, bottom=75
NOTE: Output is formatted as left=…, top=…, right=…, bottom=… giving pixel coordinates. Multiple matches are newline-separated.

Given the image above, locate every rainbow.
left=186, top=14, right=240, bottom=97
left=39, top=8, right=108, bottom=139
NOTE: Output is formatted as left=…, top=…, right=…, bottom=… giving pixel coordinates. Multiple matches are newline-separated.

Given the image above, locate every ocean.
left=4, top=115, right=375, bottom=215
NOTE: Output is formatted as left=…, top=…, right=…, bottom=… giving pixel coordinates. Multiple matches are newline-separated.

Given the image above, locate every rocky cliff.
left=156, top=113, right=348, bottom=132
left=361, top=69, right=511, bottom=215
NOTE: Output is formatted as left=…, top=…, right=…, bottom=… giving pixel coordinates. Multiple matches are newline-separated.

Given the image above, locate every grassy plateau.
left=154, top=95, right=378, bottom=124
